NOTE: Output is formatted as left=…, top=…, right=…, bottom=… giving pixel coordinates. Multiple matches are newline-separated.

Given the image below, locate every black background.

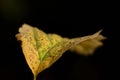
left=0, top=0, right=118, bottom=80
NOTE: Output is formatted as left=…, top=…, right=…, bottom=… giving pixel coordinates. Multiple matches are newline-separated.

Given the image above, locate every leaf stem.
left=33, top=76, right=36, bottom=80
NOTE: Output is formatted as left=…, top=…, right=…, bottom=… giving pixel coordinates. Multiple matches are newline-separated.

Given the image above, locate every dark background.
left=0, top=0, right=118, bottom=80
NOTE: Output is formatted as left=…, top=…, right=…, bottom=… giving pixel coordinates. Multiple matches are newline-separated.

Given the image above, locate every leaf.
left=69, top=31, right=106, bottom=55
left=16, top=24, right=106, bottom=80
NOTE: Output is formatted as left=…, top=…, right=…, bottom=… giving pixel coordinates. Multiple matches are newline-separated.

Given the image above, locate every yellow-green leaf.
left=16, top=24, right=106, bottom=80
left=69, top=31, right=106, bottom=55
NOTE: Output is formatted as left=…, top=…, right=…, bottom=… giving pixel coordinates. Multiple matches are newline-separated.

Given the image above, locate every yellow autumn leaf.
left=70, top=32, right=106, bottom=56
left=16, top=24, right=106, bottom=80
left=70, top=31, right=106, bottom=55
